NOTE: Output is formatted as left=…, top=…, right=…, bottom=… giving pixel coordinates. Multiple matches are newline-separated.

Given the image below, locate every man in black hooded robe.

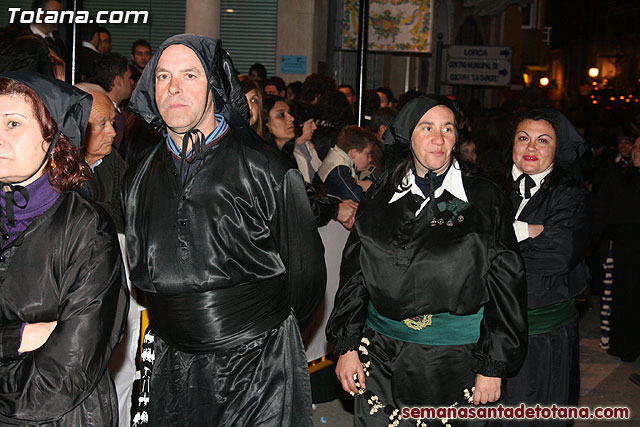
left=123, top=34, right=325, bottom=426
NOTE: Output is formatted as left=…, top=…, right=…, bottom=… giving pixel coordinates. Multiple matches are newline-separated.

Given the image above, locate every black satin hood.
left=128, top=33, right=250, bottom=133
left=530, top=108, right=587, bottom=180
left=0, top=71, right=92, bottom=147
left=382, top=95, right=461, bottom=170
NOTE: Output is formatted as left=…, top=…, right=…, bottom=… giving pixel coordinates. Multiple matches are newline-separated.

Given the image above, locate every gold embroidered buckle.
left=403, top=314, right=433, bottom=330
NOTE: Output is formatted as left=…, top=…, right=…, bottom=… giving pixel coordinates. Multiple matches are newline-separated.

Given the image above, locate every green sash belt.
left=365, top=302, right=483, bottom=346
left=527, top=299, right=577, bottom=336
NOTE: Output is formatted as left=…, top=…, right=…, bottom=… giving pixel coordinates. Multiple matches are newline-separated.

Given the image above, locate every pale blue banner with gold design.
left=342, top=0, right=433, bottom=53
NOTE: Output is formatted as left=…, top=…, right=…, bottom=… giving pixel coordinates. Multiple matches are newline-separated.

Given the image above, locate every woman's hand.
left=473, top=374, right=501, bottom=405
left=295, top=119, right=317, bottom=145
left=337, top=200, right=358, bottom=229
left=18, top=321, right=58, bottom=353
left=528, top=224, right=544, bottom=238
left=336, top=350, right=365, bottom=394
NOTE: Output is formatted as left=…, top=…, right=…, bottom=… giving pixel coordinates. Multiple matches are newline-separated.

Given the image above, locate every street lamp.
left=588, top=67, right=600, bottom=78
left=539, top=77, right=550, bottom=87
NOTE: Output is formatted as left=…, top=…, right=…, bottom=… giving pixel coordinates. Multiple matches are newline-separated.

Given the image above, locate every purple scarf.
left=1, top=173, right=60, bottom=249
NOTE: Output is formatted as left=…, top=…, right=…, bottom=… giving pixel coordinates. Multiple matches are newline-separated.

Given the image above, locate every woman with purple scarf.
left=0, top=71, right=128, bottom=426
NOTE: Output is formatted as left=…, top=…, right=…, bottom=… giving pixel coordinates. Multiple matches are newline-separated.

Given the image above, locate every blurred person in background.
left=248, top=62, right=267, bottom=84
left=264, top=76, right=286, bottom=98
left=286, top=81, right=302, bottom=103
left=241, top=78, right=264, bottom=138
left=98, top=27, right=112, bottom=54
left=130, top=39, right=152, bottom=74
left=338, top=84, right=356, bottom=109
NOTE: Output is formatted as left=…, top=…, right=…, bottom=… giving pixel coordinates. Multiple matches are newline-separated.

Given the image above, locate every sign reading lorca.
left=446, top=45, right=512, bottom=87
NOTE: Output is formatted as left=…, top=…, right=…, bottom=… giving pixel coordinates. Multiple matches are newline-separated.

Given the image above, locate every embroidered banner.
left=342, top=0, right=434, bottom=53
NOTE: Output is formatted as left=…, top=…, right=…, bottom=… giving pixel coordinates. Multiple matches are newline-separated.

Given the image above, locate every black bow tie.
left=513, top=173, right=536, bottom=199
left=1, top=184, right=30, bottom=238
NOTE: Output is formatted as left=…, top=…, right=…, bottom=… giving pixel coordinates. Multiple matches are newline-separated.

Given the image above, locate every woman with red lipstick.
left=327, top=95, right=528, bottom=426
left=502, top=109, right=591, bottom=424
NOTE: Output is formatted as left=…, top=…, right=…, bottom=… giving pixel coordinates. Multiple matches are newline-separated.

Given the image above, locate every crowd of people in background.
left=1, top=2, right=640, bottom=426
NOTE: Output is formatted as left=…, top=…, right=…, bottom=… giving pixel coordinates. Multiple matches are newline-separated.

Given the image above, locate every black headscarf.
left=382, top=95, right=461, bottom=171
left=529, top=108, right=587, bottom=180
left=1, top=71, right=92, bottom=148
left=128, top=33, right=250, bottom=134
left=0, top=71, right=92, bottom=234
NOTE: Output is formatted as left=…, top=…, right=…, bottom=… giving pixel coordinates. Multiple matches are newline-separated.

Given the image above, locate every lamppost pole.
left=355, top=0, right=370, bottom=127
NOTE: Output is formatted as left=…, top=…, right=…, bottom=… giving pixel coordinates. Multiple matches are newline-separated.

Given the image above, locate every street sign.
left=446, top=59, right=511, bottom=86
left=447, top=45, right=512, bottom=60
left=445, top=45, right=512, bottom=86
left=280, top=56, right=307, bottom=74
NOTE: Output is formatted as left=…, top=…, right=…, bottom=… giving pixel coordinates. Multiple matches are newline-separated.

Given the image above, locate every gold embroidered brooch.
left=403, top=314, right=433, bottom=330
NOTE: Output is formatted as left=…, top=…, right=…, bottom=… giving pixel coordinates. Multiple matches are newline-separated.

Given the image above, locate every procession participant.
left=0, top=71, right=128, bottom=425
left=327, top=95, right=527, bottom=426
left=124, top=34, right=325, bottom=426
left=502, top=109, right=591, bottom=424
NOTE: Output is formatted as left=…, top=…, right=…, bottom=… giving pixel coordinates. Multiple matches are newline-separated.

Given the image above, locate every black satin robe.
left=327, top=172, right=528, bottom=376
left=123, top=129, right=326, bottom=425
left=0, top=192, right=129, bottom=426
left=123, top=130, right=325, bottom=329
left=593, top=166, right=640, bottom=360
left=508, top=168, right=592, bottom=309
left=502, top=168, right=591, bottom=424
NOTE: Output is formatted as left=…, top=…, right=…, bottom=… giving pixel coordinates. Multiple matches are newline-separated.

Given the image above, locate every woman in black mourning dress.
left=0, top=71, right=128, bottom=426
left=593, top=136, right=640, bottom=362
left=326, top=95, right=527, bottom=426
left=501, top=109, right=591, bottom=426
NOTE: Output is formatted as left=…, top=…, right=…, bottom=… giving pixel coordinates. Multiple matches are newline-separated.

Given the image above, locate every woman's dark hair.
left=300, top=73, right=336, bottom=104
left=249, top=63, right=267, bottom=81
left=262, top=95, right=286, bottom=122
left=0, top=78, right=91, bottom=192
left=508, top=109, right=563, bottom=191
left=261, top=95, right=287, bottom=146
left=509, top=109, right=560, bottom=151
left=261, top=95, right=296, bottom=167
left=240, top=78, right=264, bottom=137
left=313, top=89, right=355, bottom=130
left=286, top=81, right=303, bottom=102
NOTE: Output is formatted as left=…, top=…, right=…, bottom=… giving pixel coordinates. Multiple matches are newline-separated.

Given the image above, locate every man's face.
left=132, top=45, right=152, bottom=69
left=377, top=91, right=390, bottom=108
left=85, top=93, right=116, bottom=161
left=265, top=84, right=283, bottom=97
left=39, top=0, right=62, bottom=33
left=155, top=45, right=214, bottom=135
left=115, top=66, right=134, bottom=102
left=617, top=136, right=632, bottom=157
left=98, top=31, right=111, bottom=54
left=338, top=87, right=355, bottom=106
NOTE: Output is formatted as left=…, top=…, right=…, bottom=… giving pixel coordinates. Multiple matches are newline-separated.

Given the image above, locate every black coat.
left=0, top=192, right=129, bottom=425
left=327, top=171, right=528, bottom=378
left=123, top=129, right=326, bottom=332
left=508, top=167, right=592, bottom=309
